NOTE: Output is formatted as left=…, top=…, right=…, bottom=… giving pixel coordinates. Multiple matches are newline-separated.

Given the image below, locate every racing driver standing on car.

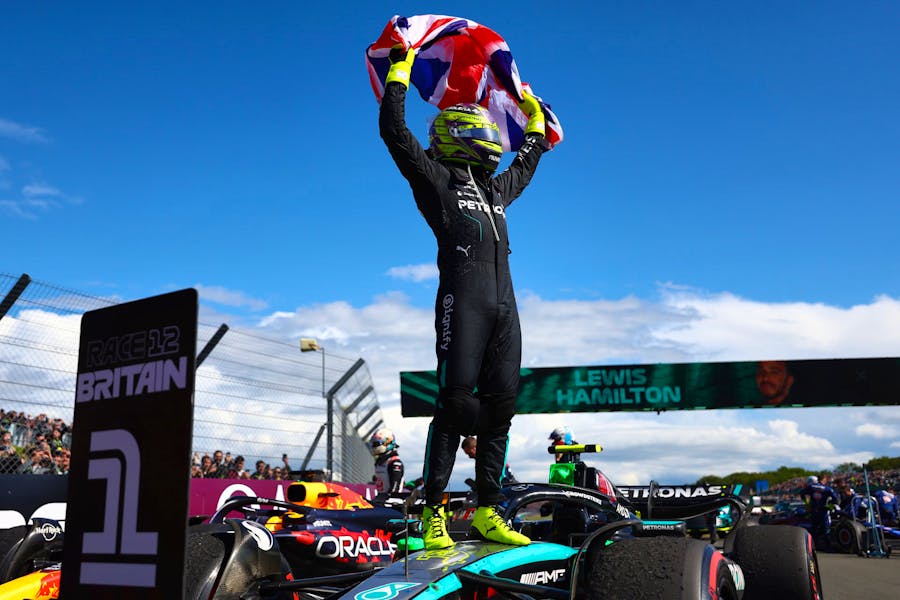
left=379, top=46, right=550, bottom=549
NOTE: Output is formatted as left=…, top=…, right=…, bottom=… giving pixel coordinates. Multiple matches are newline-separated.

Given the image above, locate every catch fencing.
left=0, top=272, right=384, bottom=483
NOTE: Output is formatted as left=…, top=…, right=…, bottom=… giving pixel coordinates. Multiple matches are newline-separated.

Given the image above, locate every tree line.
left=694, top=455, right=900, bottom=489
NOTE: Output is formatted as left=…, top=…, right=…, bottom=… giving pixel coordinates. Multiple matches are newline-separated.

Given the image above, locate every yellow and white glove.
left=386, top=45, right=415, bottom=89
left=518, top=90, right=546, bottom=137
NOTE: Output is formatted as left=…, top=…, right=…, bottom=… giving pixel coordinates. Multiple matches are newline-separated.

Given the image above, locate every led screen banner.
left=400, top=357, right=900, bottom=417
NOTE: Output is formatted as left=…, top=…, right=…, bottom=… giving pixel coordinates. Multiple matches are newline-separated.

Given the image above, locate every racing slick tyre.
left=184, top=522, right=295, bottom=600
left=585, top=537, right=740, bottom=600
left=0, top=519, right=63, bottom=584
left=832, top=518, right=864, bottom=556
left=184, top=528, right=229, bottom=599
left=729, top=524, right=822, bottom=600
left=0, top=538, right=26, bottom=583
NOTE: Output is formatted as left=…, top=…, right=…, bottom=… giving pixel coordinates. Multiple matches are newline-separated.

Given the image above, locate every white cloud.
left=386, top=263, right=439, bottom=282
left=22, top=183, right=62, bottom=198
left=250, top=287, right=900, bottom=488
left=651, top=287, right=900, bottom=361
left=3, top=285, right=897, bottom=489
left=0, top=117, right=49, bottom=144
left=1, top=197, right=58, bottom=219
left=195, top=285, right=269, bottom=312
left=0, top=200, right=37, bottom=219
left=0, top=182, right=83, bottom=219
left=856, top=423, right=900, bottom=439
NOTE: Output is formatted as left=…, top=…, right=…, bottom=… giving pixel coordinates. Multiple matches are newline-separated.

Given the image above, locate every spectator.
left=0, top=430, right=21, bottom=474
left=207, top=450, right=227, bottom=479
left=271, top=467, right=284, bottom=480
left=0, top=431, right=16, bottom=457
left=227, top=455, right=247, bottom=479
left=19, top=447, right=50, bottom=475
left=199, top=454, right=213, bottom=477
left=52, top=449, right=70, bottom=475
left=250, top=460, right=267, bottom=480
left=32, top=432, right=47, bottom=452
left=48, top=428, right=66, bottom=455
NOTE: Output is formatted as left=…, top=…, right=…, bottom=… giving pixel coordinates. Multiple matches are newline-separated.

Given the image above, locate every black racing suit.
left=379, top=81, right=545, bottom=507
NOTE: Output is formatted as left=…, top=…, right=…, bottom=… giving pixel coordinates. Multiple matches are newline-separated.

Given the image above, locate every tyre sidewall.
left=730, top=524, right=822, bottom=600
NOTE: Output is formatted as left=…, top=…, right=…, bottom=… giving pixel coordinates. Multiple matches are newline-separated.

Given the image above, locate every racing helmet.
left=807, top=475, right=818, bottom=485
left=370, top=428, right=397, bottom=456
left=428, top=103, right=503, bottom=172
left=548, top=426, right=573, bottom=445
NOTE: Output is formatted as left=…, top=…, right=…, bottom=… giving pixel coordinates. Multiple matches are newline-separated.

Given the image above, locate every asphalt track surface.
left=706, top=535, right=897, bottom=598
left=817, top=550, right=897, bottom=599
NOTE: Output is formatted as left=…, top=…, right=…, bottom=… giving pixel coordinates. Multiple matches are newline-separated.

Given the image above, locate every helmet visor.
left=450, top=125, right=501, bottom=143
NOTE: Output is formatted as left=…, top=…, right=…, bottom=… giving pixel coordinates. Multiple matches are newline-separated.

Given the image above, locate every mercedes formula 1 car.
left=238, top=443, right=822, bottom=599
left=0, top=446, right=823, bottom=599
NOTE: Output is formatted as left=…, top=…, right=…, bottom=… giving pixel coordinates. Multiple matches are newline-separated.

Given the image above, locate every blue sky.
left=2, top=2, right=899, bottom=487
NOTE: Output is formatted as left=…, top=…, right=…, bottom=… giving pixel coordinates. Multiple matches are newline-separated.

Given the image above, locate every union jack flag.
left=365, top=14, right=563, bottom=152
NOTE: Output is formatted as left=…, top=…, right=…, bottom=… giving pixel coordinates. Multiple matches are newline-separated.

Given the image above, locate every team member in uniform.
left=549, top=426, right=576, bottom=463
left=836, top=485, right=867, bottom=521
left=874, top=487, right=898, bottom=525
left=800, top=475, right=839, bottom=550
left=379, top=46, right=549, bottom=549
left=370, top=428, right=404, bottom=494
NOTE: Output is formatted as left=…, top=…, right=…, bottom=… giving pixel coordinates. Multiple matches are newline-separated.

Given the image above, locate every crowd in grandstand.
left=3, top=408, right=899, bottom=498
left=190, top=450, right=294, bottom=481
left=1, top=408, right=294, bottom=480
left=0, top=409, right=72, bottom=475
left=765, top=470, right=899, bottom=497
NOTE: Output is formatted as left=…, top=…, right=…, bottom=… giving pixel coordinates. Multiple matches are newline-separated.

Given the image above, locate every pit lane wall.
left=0, top=475, right=378, bottom=535
left=401, top=357, right=900, bottom=416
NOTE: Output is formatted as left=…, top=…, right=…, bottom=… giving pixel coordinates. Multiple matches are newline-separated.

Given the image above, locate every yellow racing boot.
left=422, top=505, right=455, bottom=550
left=471, top=506, right=531, bottom=545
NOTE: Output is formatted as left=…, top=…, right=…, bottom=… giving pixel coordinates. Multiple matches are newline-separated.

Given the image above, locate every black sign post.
left=61, top=289, right=197, bottom=599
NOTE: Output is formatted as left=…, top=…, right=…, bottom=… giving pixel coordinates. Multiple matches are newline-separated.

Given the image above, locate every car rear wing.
left=616, top=482, right=749, bottom=522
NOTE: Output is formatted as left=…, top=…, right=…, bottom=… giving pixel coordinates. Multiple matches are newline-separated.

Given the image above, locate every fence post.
left=300, top=424, right=327, bottom=471
left=325, top=358, right=365, bottom=481
left=196, top=323, right=229, bottom=368
left=0, top=273, right=31, bottom=322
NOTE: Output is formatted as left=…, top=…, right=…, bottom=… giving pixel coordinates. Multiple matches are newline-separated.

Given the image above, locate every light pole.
left=299, top=338, right=368, bottom=482
left=300, top=337, right=329, bottom=478
left=300, top=337, right=325, bottom=397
